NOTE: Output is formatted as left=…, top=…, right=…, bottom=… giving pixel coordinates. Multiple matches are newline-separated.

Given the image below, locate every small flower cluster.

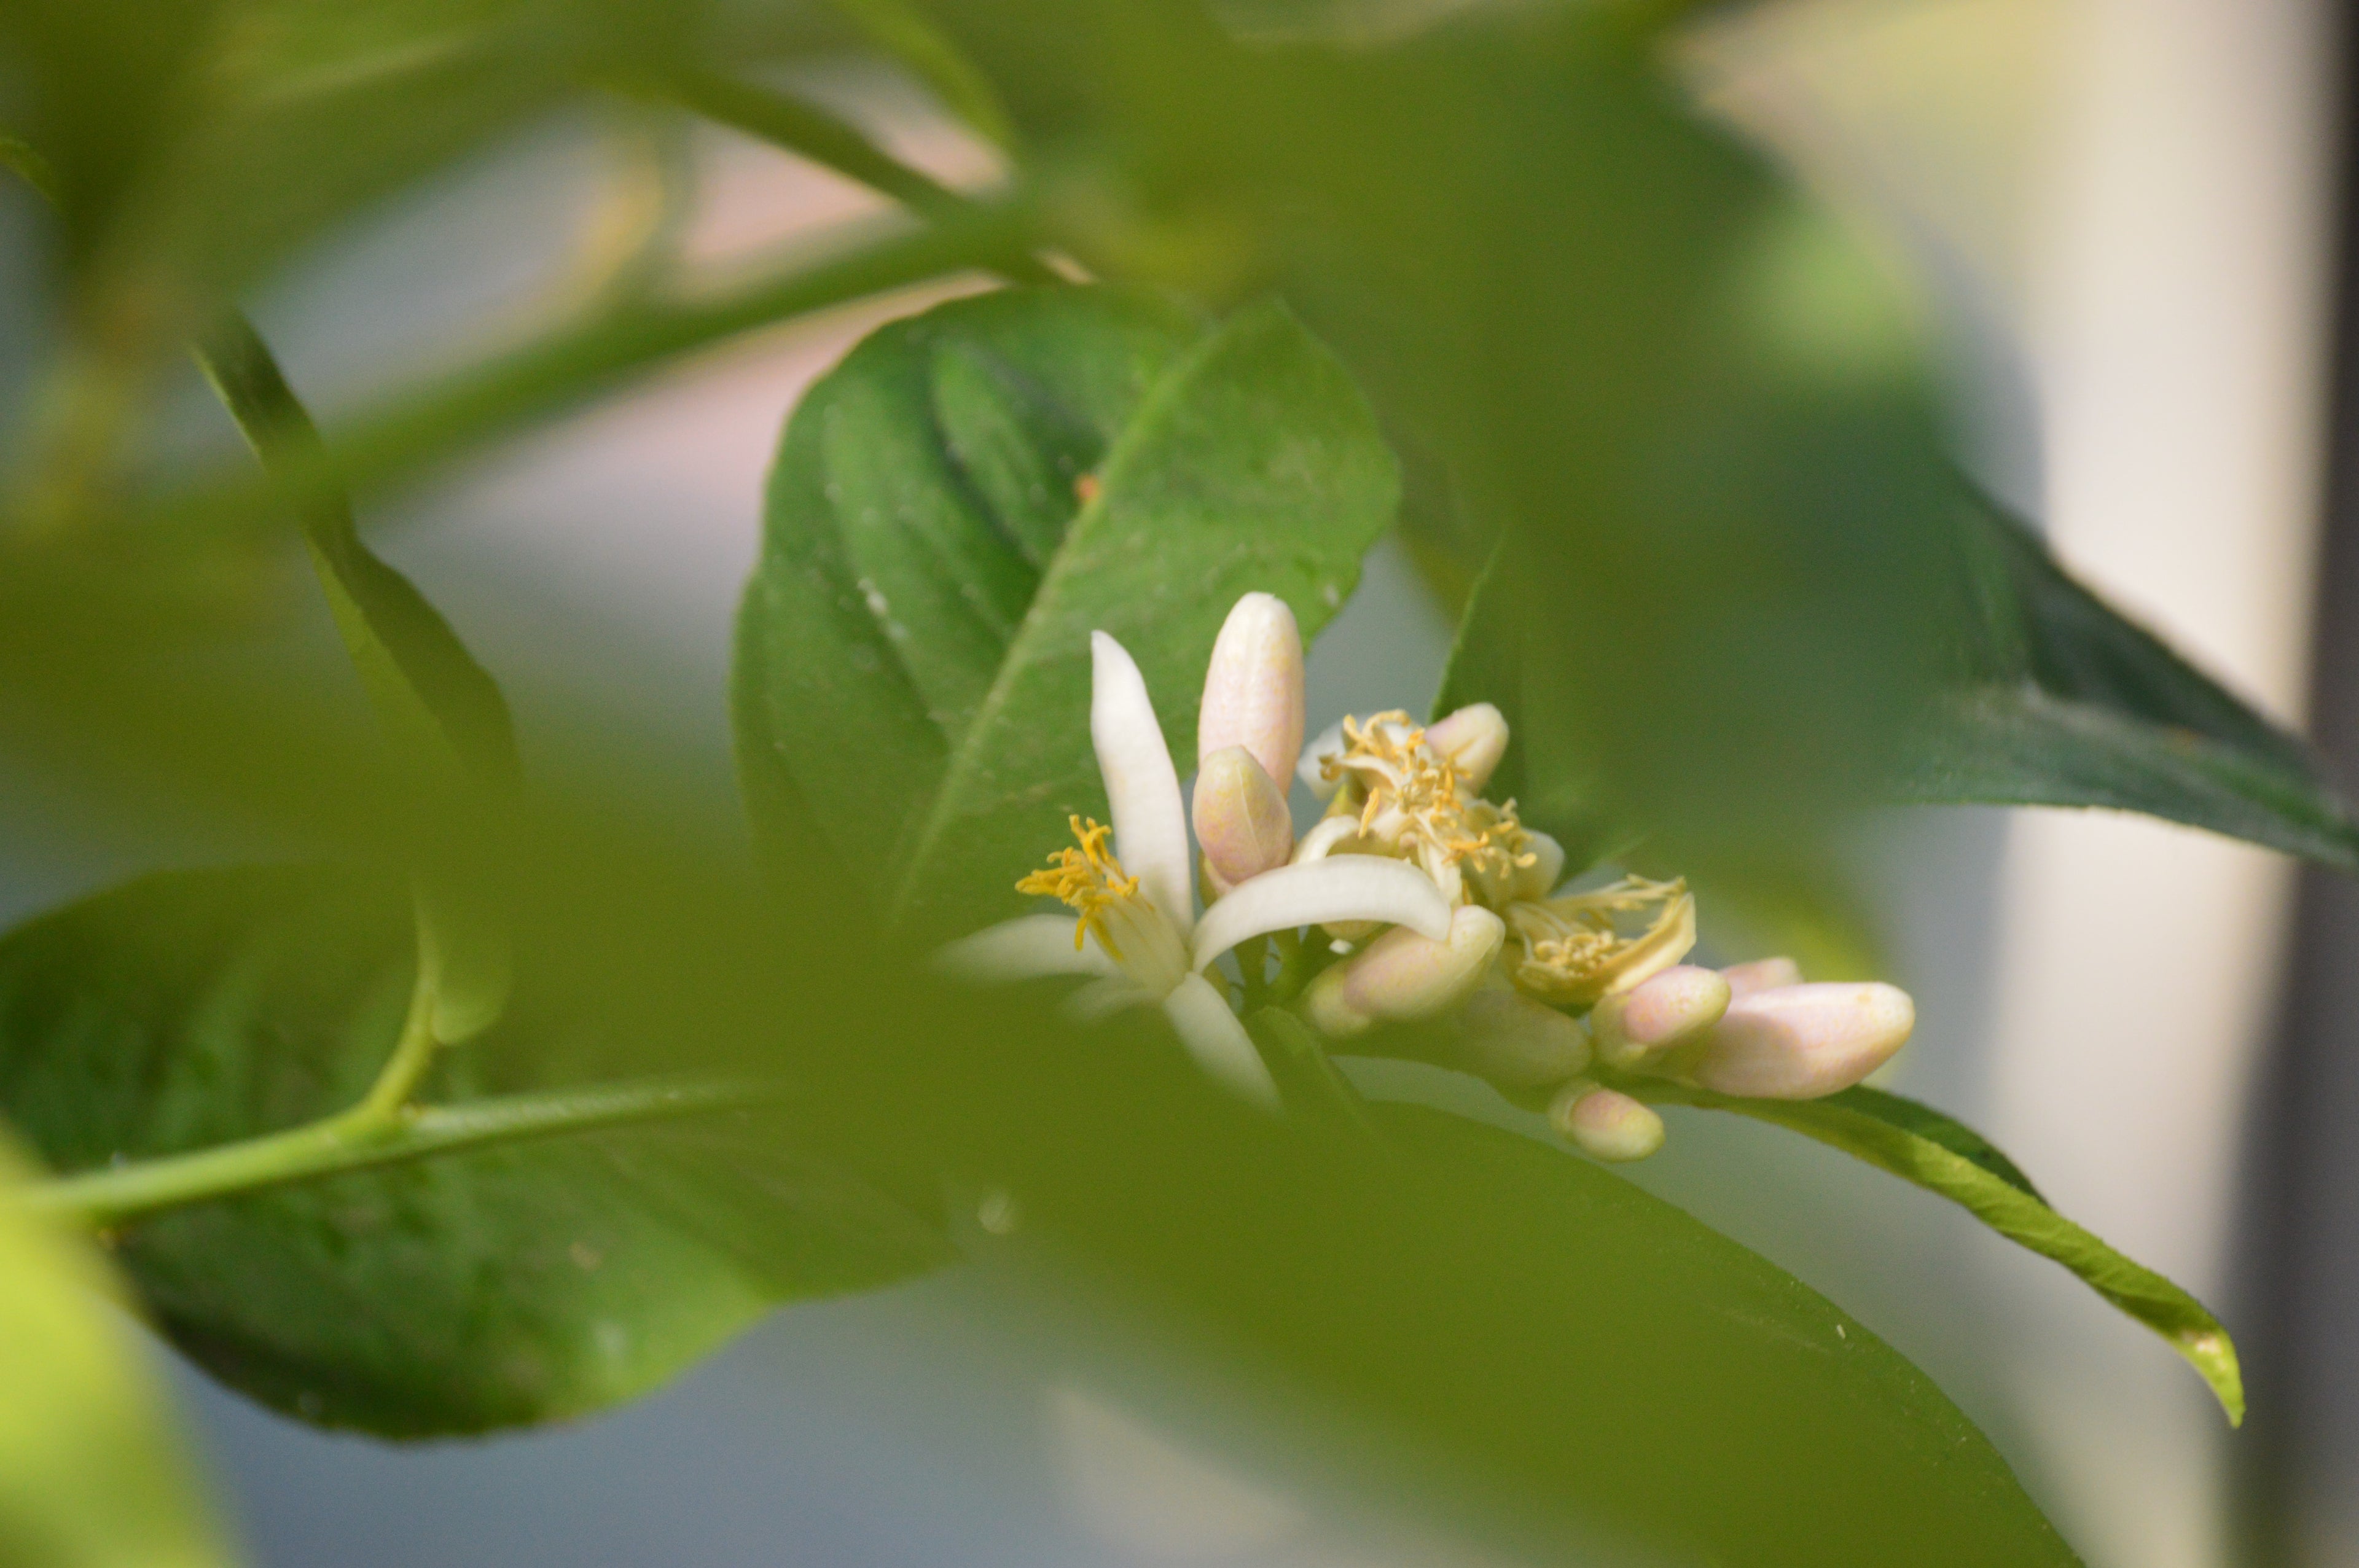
left=947, top=595, right=1914, bottom=1160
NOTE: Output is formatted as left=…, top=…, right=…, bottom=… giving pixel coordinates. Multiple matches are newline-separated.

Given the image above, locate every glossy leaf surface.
left=0, top=867, right=943, bottom=1437
left=737, top=286, right=1399, bottom=937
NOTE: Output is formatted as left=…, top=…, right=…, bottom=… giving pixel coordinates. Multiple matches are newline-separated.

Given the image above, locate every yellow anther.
left=1016, top=816, right=1143, bottom=955
left=1506, top=877, right=1696, bottom=1007
left=1320, top=712, right=1539, bottom=902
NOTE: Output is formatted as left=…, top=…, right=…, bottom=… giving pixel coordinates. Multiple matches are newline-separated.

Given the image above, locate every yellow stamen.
left=1016, top=815, right=1143, bottom=957
left=1506, top=877, right=1695, bottom=1007
left=1321, top=712, right=1539, bottom=897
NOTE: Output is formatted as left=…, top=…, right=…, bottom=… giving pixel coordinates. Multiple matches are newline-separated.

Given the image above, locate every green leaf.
left=1014, top=1094, right=2081, bottom=1566
left=0, top=1133, right=235, bottom=1568
left=1821, top=1085, right=2043, bottom=1199
left=1638, top=1080, right=2242, bottom=1424
left=0, top=867, right=945, bottom=1437
left=1890, top=495, right=2359, bottom=869
left=195, top=315, right=517, bottom=1042
left=736, top=286, right=1401, bottom=937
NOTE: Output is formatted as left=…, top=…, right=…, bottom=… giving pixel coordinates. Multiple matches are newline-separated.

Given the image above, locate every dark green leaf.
left=736, top=286, right=1400, bottom=937
left=1639, top=1080, right=2242, bottom=1424
left=1820, top=1085, right=2043, bottom=1199
left=0, top=1133, right=233, bottom=1568
left=1890, top=495, right=2359, bottom=869
left=0, top=867, right=944, bottom=1437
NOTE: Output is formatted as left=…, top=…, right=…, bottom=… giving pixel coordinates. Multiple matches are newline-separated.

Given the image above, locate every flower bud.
left=1719, top=956, right=1802, bottom=999
left=1199, top=593, right=1304, bottom=791
left=1590, top=964, right=1731, bottom=1071
left=1305, top=905, right=1506, bottom=1038
left=1509, top=830, right=1565, bottom=903
left=1424, top=703, right=1509, bottom=792
left=1549, top=1081, right=1665, bottom=1162
left=1690, top=982, right=1914, bottom=1099
left=1455, top=985, right=1591, bottom=1086
left=1192, top=746, right=1294, bottom=888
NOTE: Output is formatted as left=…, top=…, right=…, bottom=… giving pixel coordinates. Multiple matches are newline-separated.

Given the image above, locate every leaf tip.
left=2178, top=1326, right=2245, bottom=1427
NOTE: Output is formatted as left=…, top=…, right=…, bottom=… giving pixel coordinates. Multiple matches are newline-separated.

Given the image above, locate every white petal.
left=1062, top=975, right=1154, bottom=1022
left=1297, top=718, right=1350, bottom=798
left=1160, top=972, right=1280, bottom=1108
left=1290, top=813, right=1363, bottom=864
left=1189, top=856, right=1450, bottom=972
left=1092, top=631, right=1195, bottom=936
left=936, top=914, right=1116, bottom=981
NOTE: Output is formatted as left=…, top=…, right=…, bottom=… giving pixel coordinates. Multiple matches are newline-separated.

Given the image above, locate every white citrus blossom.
left=939, top=629, right=1450, bottom=1106
left=1292, top=702, right=1917, bottom=1153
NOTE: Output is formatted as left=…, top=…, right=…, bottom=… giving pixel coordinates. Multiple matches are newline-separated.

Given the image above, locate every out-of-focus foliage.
left=0, top=867, right=943, bottom=1435
left=1898, top=494, right=2359, bottom=869
left=0, top=1135, right=233, bottom=1568
left=0, top=0, right=2342, bottom=1562
left=740, top=287, right=1396, bottom=938
left=196, top=317, right=519, bottom=1041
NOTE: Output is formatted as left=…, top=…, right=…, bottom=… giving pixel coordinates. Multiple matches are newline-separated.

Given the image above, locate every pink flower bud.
left=1199, top=593, right=1304, bottom=791
left=1690, top=982, right=1915, bottom=1099
left=1423, top=703, right=1509, bottom=792
left=1549, top=1082, right=1665, bottom=1162
left=1455, top=985, right=1591, bottom=1086
left=1192, top=746, right=1294, bottom=888
left=1719, top=956, right=1803, bottom=999
left=1305, top=906, right=1505, bottom=1038
left=1590, top=964, right=1731, bottom=1070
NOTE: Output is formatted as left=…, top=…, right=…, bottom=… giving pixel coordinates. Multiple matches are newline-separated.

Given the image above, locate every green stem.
left=353, top=963, right=444, bottom=1121
left=162, top=203, right=1038, bottom=539
left=643, top=69, right=1057, bottom=286
left=1237, top=934, right=1270, bottom=1012
left=21, top=1076, right=770, bottom=1231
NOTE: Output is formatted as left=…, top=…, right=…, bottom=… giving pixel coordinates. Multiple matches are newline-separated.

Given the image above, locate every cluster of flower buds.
left=1186, top=594, right=1917, bottom=1162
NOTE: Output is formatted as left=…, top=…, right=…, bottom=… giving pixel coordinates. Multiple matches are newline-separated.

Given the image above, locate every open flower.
left=1291, top=703, right=1917, bottom=1155
left=940, top=628, right=1450, bottom=1106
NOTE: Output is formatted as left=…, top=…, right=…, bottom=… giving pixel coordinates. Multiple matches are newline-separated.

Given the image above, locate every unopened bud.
left=1720, top=956, right=1802, bottom=999
left=1424, top=703, right=1509, bottom=792
left=1192, top=746, right=1294, bottom=887
left=1305, top=905, right=1506, bottom=1038
left=1199, top=593, right=1305, bottom=790
left=1549, top=1081, right=1665, bottom=1162
left=1509, top=830, right=1565, bottom=903
left=1591, top=964, right=1731, bottom=1071
left=1455, top=985, right=1591, bottom=1086
left=1690, top=982, right=1914, bottom=1099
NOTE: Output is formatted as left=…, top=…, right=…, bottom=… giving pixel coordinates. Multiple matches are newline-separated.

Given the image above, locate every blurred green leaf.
left=0, top=866, right=944, bottom=1437
left=826, top=0, right=1015, bottom=148
left=197, top=314, right=517, bottom=1040
left=1019, top=1, right=1965, bottom=856
left=0, top=1134, right=234, bottom=1568
left=1640, top=1079, right=2242, bottom=1424
left=1894, top=496, right=2359, bottom=870
left=736, top=286, right=1399, bottom=937
left=988, top=1094, right=2082, bottom=1566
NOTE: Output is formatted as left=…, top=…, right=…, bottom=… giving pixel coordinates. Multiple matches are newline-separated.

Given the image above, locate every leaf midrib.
left=883, top=322, right=1217, bottom=924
